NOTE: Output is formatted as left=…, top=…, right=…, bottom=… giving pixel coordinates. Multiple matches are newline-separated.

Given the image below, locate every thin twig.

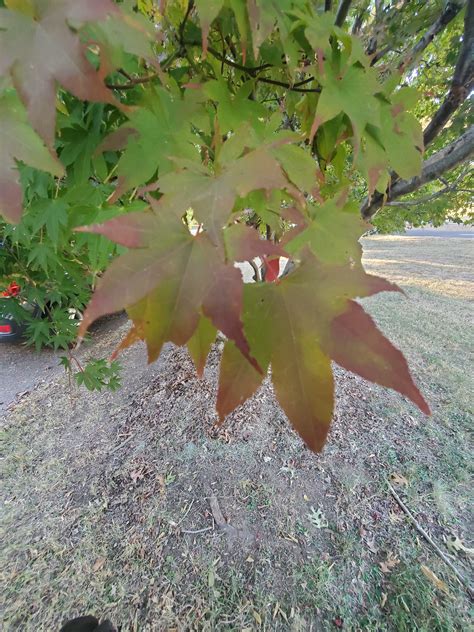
left=181, top=526, right=213, bottom=535
left=109, top=434, right=134, bottom=454
left=388, top=482, right=474, bottom=598
left=176, top=499, right=195, bottom=526
left=179, top=0, right=195, bottom=48
left=185, top=41, right=321, bottom=93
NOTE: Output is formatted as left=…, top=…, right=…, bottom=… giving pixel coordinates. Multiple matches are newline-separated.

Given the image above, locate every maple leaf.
left=98, top=88, right=206, bottom=203
left=0, top=0, right=118, bottom=147
left=0, top=91, right=64, bottom=223
left=157, top=146, right=295, bottom=244
left=217, top=340, right=264, bottom=422
left=380, top=552, right=400, bottom=574
left=195, top=0, right=225, bottom=56
left=246, top=0, right=297, bottom=63
left=360, top=89, right=423, bottom=196
left=310, top=63, right=381, bottom=148
left=77, top=205, right=260, bottom=372
left=378, top=89, right=423, bottom=179
left=218, top=249, right=429, bottom=451
left=285, top=194, right=368, bottom=266
left=224, top=223, right=287, bottom=262
left=187, top=315, right=217, bottom=377
left=203, top=80, right=268, bottom=134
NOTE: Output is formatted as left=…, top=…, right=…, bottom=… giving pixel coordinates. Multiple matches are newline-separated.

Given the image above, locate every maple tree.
left=1, top=0, right=473, bottom=450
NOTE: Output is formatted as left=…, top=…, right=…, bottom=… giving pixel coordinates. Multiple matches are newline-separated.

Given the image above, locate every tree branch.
left=384, top=181, right=471, bottom=208
left=423, top=0, right=474, bottom=146
left=335, top=0, right=353, bottom=27
left=397, top=1, right=465, bottom=73
left=179, top=0, right=195, bottom=48
left=352, top=1, right=370, bottom=35
left=325, top=0, right=332, bottom=11
left=361, top=126, right=474, bottom=218
left=202, top=45, right=273, bottom=74
left=257, top=76, right=320, bottom=93
left=185, top=41, right=321, bottom=93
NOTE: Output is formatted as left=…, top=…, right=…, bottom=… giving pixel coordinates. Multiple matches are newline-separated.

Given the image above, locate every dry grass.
left=362, top=235, right=473, bottom=298
left=1, top=236, right=473, bottom=631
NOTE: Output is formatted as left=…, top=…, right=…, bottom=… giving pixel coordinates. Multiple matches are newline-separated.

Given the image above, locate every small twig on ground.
left=176, top=499, right=195, bottom=526
left=209, top=494, right=240, bottom=537
left=388, top=482, right=474, bottom=598
left=209, top=495, right=227, bottom=528
left=109, top=434, right=134, bottom=454
left=181, top=526, right=213, bottom=535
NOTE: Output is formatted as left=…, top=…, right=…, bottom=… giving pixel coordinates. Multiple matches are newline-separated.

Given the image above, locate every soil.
left=1, top=237, right=473, bottom=631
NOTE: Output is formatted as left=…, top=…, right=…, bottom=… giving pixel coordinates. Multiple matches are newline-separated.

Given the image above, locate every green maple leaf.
left=285, top=194, right=369, bottom=265
left=187, top=315, right=217, bottom=377
left=0, top=92, right=64, bottom=223
left=86, top=6, right=159, bottom=69
left=204, top=79, right=268, bottom=133
left=359, top=89, right=422, bottom=195
left=157, top=145, right=295, bottom=244
left=217, top=250, right=429, bottom=452
left=195, top=0, right=225, bottom=55
left=0, top=0, right=118, bottom=147
left=98, top=88, right=206, bottom=202
left=379, top=88, right=423, bottom=179
left=311, top=64, right=381, bottom=148
left=247, top=0, right=298, bottom=65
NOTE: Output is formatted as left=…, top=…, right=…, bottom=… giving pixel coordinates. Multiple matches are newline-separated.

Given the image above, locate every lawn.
left=1, top=236, right=473, bottom=631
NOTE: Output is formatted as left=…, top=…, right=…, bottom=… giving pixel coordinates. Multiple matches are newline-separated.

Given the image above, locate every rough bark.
left=423, top=1, right=474, bottom=146
left=361, top=127, right=474, bottom=219
left=335, top=0, right=353, bottom=27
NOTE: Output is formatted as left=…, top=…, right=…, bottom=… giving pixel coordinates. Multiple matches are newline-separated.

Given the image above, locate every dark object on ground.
left=59, top=615, right=116, bottom=632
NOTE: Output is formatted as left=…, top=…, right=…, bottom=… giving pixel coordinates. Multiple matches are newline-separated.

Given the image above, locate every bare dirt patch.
left=2, top=237, right=473, bottom=631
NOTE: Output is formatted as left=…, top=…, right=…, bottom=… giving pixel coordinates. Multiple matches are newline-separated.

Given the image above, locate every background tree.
left=0, top=0, right=472, bottom=450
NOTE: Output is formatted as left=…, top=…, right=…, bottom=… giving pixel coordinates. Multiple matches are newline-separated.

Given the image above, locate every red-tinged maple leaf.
left=325, top=302, right=430, bottom=414
left=0, top=0, right=119, bottom=148
left=217, top=250, right=429, bottom=451
left=223, top=223, right=287, bottom=262
left=76, top=204, right=262, bottom=372
left=0, top=91, right=64, bottom=223
left=217, top=340, right=264, bottom=421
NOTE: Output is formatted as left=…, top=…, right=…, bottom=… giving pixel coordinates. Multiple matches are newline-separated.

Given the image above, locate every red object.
left=263, top=256, right=280, bottom=282
left=0, top=324, right=12, bottom=334
left=2, top=281, right=20, bottom=297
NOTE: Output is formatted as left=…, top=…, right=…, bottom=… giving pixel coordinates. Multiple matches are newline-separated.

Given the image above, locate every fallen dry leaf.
left=421, top=565, right=451, bottom=596
left=389, top=510, right=404, bottom=523
left=253, top=611, right=262, bottom=625
left=446, top=535, right=474, bottom=557
left=92, top=557, right=106, bottom=572
left=380, top=552, right=400, bottom=573
left=380, top=592, right=388, bottom=608
left=390, top=472, right=409, bottom=486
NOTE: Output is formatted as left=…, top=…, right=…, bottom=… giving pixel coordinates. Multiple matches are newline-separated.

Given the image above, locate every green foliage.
left=1, top=0, right=469, bottom=449
left=60, top=356, right=122, bottom=391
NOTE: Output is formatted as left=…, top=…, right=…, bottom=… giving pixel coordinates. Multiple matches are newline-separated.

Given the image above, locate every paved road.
left=404, top=225, right=473, bottom=238
left=0, top=314, right=127, bottom=416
